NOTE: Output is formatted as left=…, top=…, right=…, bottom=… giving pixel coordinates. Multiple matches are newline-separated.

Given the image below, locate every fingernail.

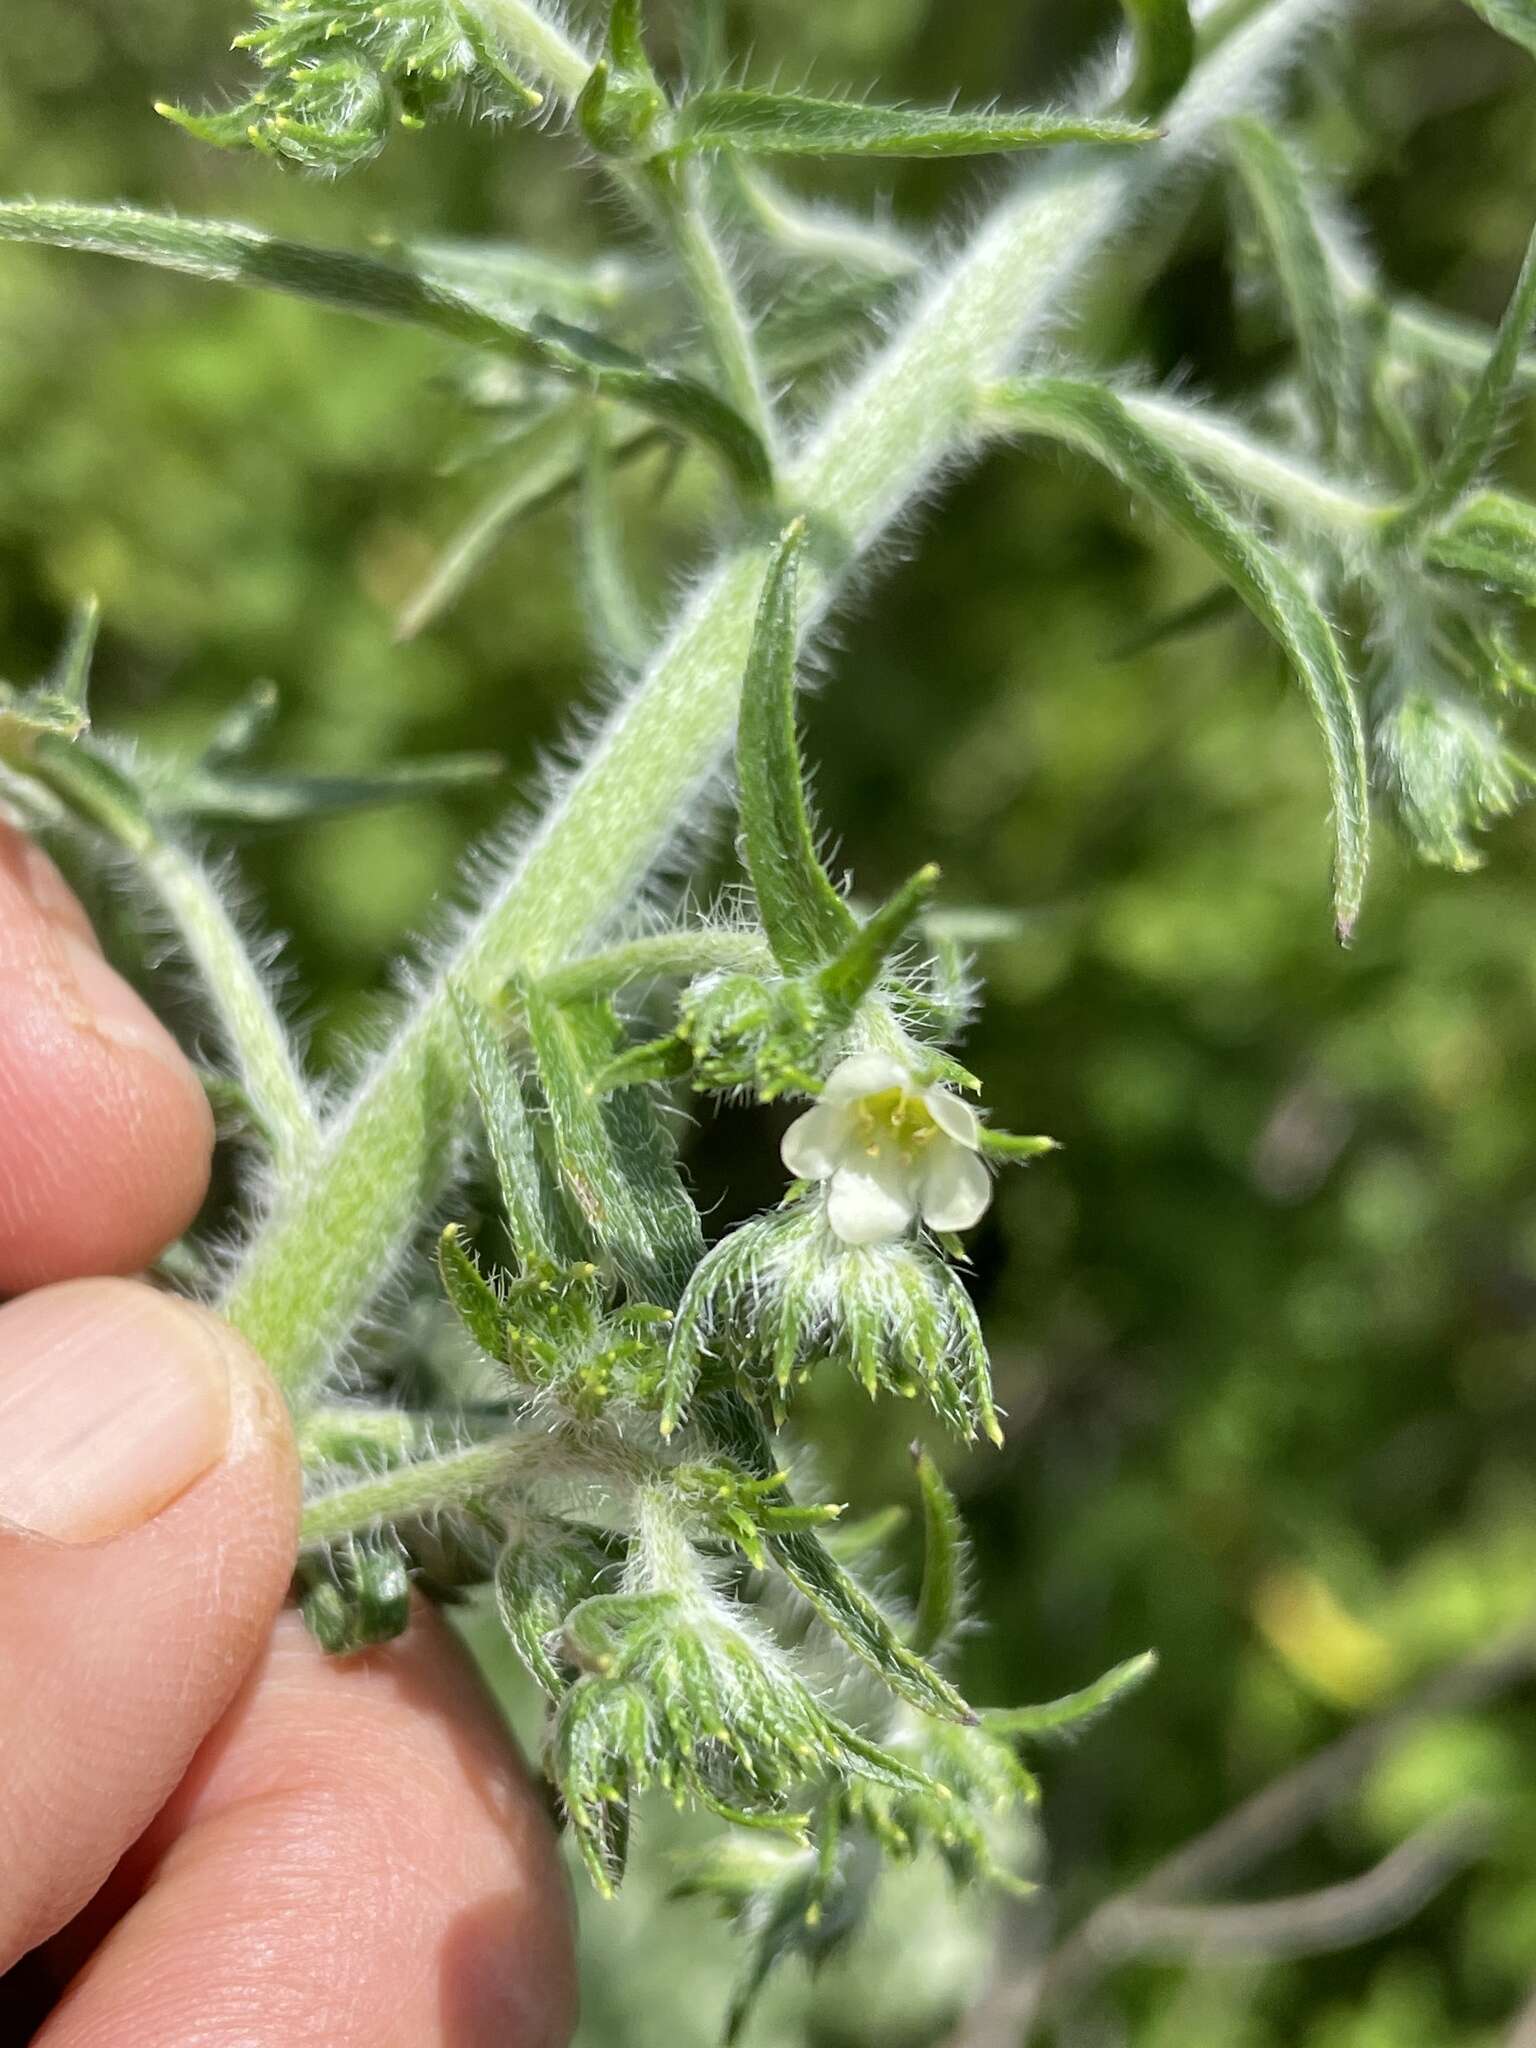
left=0, top=1281, right=232, bottom=1543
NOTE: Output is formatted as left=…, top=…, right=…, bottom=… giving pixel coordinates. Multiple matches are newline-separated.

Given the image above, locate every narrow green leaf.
left=396, top=408, right=597, bottom=640
left=437, top=1224, right=510, bottom=1360
left=50, top=597, right=99, bottom=717
left=450, top=986, right=556, bottom=1272
left=1398, top=209, right=1536, bottom=534
left=541, top=927, right=774, bottom=1005
left=737, top=520, right=857, bottom=972
left=497, top=1523, right=607, bottom=1696
left=978, top=1129, right=1059, bottom=1161
left=673, top=89, right=1156, bottom=160
left=561, top=998, right=703, bottom=1303
left=1424, top=489, right=1536, bottom=604
left=984, top=1649, right=1158, bottom=1741
left=0, top=202, right=771, bottom=498
left=515, top=977, right=686, bottom=1298
left=157, top=752, right=504, bottom=827
left=1226, top=118, right=1355, bottom=453
left=993, top=377, right=1371, bottom=941
left=700, top=1391, right=975, bottom=1724
left=607, top=0, right=651, bottom=74
left=817, top=861, right=940, bottom=1020
left=1109, top=583, right=1242, bottom=659
left=589, top=1032, right=693, bottom=1095
left=910, top=1446, right=968, bottom=1659
left=1464, top=1, right=1536, bottom=59
left=580, top=415, right=654, bottom=668
left=1121, top=0, right=1195, bottom=114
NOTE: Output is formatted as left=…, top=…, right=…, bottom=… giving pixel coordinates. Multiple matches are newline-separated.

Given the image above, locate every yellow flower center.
left=849, top=1086, right=940, bottom=1169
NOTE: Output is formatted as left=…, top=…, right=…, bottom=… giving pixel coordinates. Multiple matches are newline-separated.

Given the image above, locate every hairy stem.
left=32, top=739, right=318, bottom=1169
left=1121, top=391, right=1392, bottom=532
left=646, top=159, right=776, bottom=457
left=224, top=0, right=1350, bottom=1404
left=478, top=0, right=590, bottom=99
left=300, top=1438, right=534, bottom=1547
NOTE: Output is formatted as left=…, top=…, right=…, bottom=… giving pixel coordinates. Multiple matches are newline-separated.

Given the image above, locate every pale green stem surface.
left=540, top=926, right=773, bottom=1003
left=1122, top=392, right=1392, bottom=532
left=224, top=0, right=1349, bottom=1405
left=646, top=160, right=776, bottom=457
left=300, top=1438, right=534, bottom=1547
left=479, top=0, right=590, bottom=98
left=32, top=741, right=318, bottom=1169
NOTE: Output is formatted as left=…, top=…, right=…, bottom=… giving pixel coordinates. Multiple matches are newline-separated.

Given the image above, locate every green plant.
left=6, top=0, right=1536, bottom=2032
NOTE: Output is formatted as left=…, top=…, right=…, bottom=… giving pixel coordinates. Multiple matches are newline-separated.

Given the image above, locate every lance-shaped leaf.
left=149, top=751, right=504, bottom=827
left=437, top=1224, right=512, bottom=1361
left=560, top=998, right=703, bottom=1303
left=1397, top=208, right=1536, bottom=535
left=1121, top=0, right=1195, bottom=114
left=737, top=520, right=857, bottom=972
left=671, top=89, right=1156, bottom=160
left=909, top=1446, right=969, bottom=1659
left=451, top=988, right=556, bottom=1272
left=515, top=977, right=698, bottom=1300
left=1424, top=489, right=1536, bottom=605
left=0, top=202, right=771, bottom=498
left=397, top=408, right=615, bottom=640
left=817, top=862, right=939, bottom=1021
left=984, top=1649, right=1158, bottom=1742
left=699, top=1391, right=975, bottom=1724
left=1226, top=119, right=1356, bottom=454
left=991, top=377, right=1371, bottom=942
left=1464, top=1, right=1536, bottom=59
left=496, top=1520, right=609, bottom=1697
left=1110, top=584, right=1242, bottom=659
left=580, top=413, right=654, bottom=668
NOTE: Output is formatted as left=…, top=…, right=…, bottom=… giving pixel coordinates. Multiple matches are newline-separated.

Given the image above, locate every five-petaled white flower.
left=780, top=1052, right=992, bottom=1246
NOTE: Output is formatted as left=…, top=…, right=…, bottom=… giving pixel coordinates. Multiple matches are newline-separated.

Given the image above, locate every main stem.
left=223, top=0, right=1347, bottom=1402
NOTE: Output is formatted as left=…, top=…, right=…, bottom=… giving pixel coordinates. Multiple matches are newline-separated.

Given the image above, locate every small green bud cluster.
left=158, top=0, right=543, bottom=171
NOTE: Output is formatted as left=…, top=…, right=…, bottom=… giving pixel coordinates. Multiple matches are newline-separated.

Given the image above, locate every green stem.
left=300, top=1438, right=533, bottom=1548
left=31, top=738, right=318, bottom=1170
left=1119, top=391, right=1392, bottom=533
left=541, top=926, right=773, bottom=1003
left=644, top=159, right=776, bottom=457
left=224, top=0, right=1350, bottom=1406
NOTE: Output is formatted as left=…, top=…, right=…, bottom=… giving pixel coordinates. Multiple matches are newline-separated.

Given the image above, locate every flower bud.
left=663, top=1200, right=1001, bottom=1443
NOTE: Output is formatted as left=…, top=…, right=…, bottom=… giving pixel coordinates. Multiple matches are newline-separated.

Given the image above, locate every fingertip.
left=38, top=1612, right=577, bottom=2048
left=0, top=826, right=214, bottom=1289
left=0, top=1282, right=298, bottom=1969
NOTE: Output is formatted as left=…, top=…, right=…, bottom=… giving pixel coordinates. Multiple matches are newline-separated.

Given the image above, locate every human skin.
left=0, top=821, right=578, bottom=2047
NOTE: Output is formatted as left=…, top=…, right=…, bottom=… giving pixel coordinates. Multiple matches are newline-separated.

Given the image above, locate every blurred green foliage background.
left=7, top=1, right=1536, bottom=2042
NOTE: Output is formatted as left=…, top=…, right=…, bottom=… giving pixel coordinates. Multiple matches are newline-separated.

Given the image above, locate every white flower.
left=780, top=1052, right=991, bottom=1246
